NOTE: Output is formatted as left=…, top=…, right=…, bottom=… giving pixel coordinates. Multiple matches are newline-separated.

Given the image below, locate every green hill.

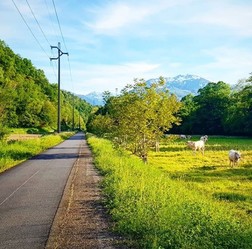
left=0, top=40, right=92, bottom=132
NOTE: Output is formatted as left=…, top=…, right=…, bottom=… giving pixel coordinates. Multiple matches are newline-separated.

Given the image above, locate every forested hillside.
left=0, top=40, right=92, bottom=132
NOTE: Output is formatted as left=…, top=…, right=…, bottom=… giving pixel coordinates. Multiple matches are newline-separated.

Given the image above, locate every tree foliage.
left=192, top=81, right=231, bottom=134
left=88, top=78, right=182, bottom=161
left=0, top=40, right=92, bottom=131
left=224, top=80, right=252, bottom=135
left=89, top=75, right=252, bottom=159
left=172, top=79, right=252, bottom=136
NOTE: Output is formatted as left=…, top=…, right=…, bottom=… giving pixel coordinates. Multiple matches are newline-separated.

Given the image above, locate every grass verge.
left=0, top=132, right=74, bottom=173
left=87, top=135, right=252, bottom=249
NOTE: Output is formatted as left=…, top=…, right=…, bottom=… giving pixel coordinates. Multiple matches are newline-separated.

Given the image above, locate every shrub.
left=0, top=125, right=10, bottom=140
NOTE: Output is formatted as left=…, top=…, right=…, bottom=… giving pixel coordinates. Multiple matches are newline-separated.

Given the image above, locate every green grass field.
left=88, top=135, right=252, bottom=249
left=149, top=136, right=252, bottom=215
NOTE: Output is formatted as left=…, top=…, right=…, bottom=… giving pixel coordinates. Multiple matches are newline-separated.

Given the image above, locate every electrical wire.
left=25, top=0, right=51, bottom=47
left=25, top=0, right=58, bottom=82
left=44, top=0, right=60, bottom=41
left=11, top=0, right=50, bottom=58
left=50, top=0, right=75, bottom=95
left=67, top=55, right=75, bottom=93
left=12, top=0, right=74, bottom=91
left=51, top=0, right=68, bottom=51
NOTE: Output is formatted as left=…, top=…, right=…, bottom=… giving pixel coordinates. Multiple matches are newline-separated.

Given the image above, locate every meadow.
left=149, top=136, right=252, bottom=215
left=88, top=135, right=252, bottom=249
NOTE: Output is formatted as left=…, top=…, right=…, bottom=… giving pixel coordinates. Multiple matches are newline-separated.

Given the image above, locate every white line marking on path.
left=0, top=170, right=40, bottom=206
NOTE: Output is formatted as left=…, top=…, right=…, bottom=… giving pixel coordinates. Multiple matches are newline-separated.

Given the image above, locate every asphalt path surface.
left=0, top=133, right=84, bottom=249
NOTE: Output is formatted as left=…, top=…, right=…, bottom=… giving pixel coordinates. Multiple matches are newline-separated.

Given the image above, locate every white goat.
left=180, top=134, right=192, bottom=140
left=200, top=135, right=208, bottom=142
left=180, top=134, right=187, bottom=139
left=229, top=150, right=241, bottom=167
left=187, top=140, right=205, bottom=155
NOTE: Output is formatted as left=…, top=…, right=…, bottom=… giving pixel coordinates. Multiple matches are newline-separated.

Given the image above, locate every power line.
left=11, top=0, right=50, bottom=58
left=67, top=55, right=73, bottom=87
left=12, top=0, right=70, bottom=90
left=25, top=0, right=51, bottom=47
left=13, top=0, right=57, bottom=82
left=51, top=0, right=68, bottom=51
left=51, top=0, right=75, bottom=96
left=44, top=0, right=59, bottom=41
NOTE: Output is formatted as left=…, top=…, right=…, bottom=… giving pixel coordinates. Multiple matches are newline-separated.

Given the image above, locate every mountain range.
left=78, top=92, right=104, bottom=106
left=79, top=74, right=210, bottom=106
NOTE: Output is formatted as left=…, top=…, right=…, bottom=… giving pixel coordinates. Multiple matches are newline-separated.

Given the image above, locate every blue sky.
left=1, top=0, right=252, bottom=94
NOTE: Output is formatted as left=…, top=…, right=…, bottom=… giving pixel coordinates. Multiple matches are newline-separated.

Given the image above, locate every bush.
left=0, top=125, right=10, bottom=140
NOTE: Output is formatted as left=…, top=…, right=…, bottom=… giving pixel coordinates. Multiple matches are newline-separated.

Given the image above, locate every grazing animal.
left=200, top=135, right=208, bottom=142
left=180, top=134, right=191, bottom=139
left=180, top=134, right=187, bottom=139
left=187, top=140, right=205, bottom=155
left=229, top=150, right=241, bottom=167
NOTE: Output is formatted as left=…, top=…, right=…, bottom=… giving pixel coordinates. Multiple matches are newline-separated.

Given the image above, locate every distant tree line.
left=171, top=79, right=252, bottom=136
left=89, top=79, right=252, bottom=138
left=0, top=40, right=92, bottom=132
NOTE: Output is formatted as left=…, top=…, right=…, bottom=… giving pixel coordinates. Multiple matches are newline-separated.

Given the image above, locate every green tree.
left=225, top=79, right=252, bottom=135
left=89, top=78, right=181, bottom=161
left=171, top=93, right=197, bottom=134
left=192, top=81, right=231, bottom=134
left=0, top=39, right=92, bottom=131
left=0, top=78, right=18, bottom=127
left=39, top=100, right=57, bottom=128
left=88, top=114, right=114, bottom=137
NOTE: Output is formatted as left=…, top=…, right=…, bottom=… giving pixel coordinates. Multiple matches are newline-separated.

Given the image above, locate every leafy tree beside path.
left=88, top=77, right=182, bottom=162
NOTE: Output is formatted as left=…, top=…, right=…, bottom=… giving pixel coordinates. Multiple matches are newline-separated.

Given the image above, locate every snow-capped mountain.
left=79, top=74, right=210, bottom=105
left=146, top=74, right=209, bottom=99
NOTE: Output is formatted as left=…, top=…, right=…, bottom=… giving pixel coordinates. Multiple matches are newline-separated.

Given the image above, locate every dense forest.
left=0, top=40, right=92, bottom=134
left=174, top=79, right=252, bottom=136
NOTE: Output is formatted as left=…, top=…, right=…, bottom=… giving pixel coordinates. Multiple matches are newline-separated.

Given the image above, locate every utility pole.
left=72, top=96, right=75, bottom=131
left=50, top=42, right=68, bottom=133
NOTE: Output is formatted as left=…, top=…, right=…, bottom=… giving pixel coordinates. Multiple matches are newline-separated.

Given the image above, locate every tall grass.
left=88, top=136, right=252, bottom=249
left=0, top=132, right=74, bottom=173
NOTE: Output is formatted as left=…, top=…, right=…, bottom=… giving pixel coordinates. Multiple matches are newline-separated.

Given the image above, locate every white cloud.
left=85, top=0, right=190, bottom=35
left=187, top=2, right=252, bottom=36
left=188, top=46, right=252, bottom=84
left=86, top=3, right=150, bottom=34
left=58, top=61, right=161, bottom=94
